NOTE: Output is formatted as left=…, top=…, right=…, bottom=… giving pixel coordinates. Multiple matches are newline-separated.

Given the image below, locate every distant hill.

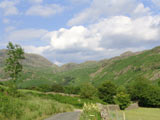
left=0, top=49, right=55, bottom=67
left=0, top=50, right=58, bottom=85
left=0, top=46, right=160, bottom=88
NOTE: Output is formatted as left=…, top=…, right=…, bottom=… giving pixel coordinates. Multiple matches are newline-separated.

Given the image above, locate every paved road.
left=44, top=111, right=81, bottom=120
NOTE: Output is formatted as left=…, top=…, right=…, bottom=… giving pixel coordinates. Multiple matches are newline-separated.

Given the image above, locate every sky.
left=0, top=0, right=160, bottom=65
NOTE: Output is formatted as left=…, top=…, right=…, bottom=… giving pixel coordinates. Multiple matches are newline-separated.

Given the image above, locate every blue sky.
left=0, top=0, right=160, bottom=65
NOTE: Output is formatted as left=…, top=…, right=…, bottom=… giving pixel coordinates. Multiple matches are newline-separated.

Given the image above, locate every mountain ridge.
left=0, top=46, right=160, bottom=87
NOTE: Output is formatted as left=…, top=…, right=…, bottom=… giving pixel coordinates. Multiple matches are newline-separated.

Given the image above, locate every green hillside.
left=1, top=46, right=160, bottom=88
left=92, top=47, right=160, bottom=86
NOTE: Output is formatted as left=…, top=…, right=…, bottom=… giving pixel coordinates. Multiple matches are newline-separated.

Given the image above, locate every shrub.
left=98, top=81, right=117, bottom=104
left=51, top=84, right=64, bottom=93
left=114, top=92, right=131, bottom=110
left=0, top=82, right=4, bottom=85
left=80, top=83, right=97, bottom=99
left=64, top=86, right=80, bottom=94
left=127, top=77, right=160, bottom=107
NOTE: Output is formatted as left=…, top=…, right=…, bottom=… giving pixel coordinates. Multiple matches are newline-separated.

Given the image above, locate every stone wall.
left=106, top=105, right=120, bottom=111
left=97, top=103, right=139, bottom=120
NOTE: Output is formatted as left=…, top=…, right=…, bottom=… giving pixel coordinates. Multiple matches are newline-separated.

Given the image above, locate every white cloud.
left=152, top=0, right=160, bottom=6
left=133, top=3, right=151, bottom=17
left=26, top=4, right=63, bottom=17
left=51, top=15, right=160, bottom=51
left=54, top=61, right=64, bottom=66
left=24, top=45, right=50, bottom=55
left=47, top=26, right=103, bottom=51
left=4, top=14, right=160, bottom=64
left=40, top=15, right=160, bottom=63
left=0, top=0, right=19, bottom=16
left=7, top=28, right=48, bottom=41
left=91, top=16, right=160, bottom=42
left=67, top=0, right=151, bottom=26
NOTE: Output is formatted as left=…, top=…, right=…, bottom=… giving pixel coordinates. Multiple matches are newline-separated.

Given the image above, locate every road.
left=44, top=111, right=82, bottom=120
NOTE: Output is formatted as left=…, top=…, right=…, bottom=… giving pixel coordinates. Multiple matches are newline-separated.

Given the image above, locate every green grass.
left=124, top=108, right=160, bottom=120
left=93, top=49, right=160, bottom=86
left=109, top=108, right=160, bottom=120
left=80, top=103, right=102, bottom=120
left=0, top=86, right=74, bottom=120
left=20, top=89, right=104, bottom=108
left=80, top=110, right=101, bottom=120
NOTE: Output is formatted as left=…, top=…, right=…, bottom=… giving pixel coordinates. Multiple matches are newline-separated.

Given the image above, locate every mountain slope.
left=0, top=50, right=59, bottom=86
left=1, top=46, right=160, bottom=88
left=92, top=47, right=160, bottom=85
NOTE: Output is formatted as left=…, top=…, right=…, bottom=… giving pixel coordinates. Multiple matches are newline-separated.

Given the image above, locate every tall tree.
left=4, top=42, right=25, bottom=84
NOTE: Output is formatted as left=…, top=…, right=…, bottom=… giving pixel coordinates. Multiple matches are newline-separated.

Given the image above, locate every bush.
left=114, top=92, right=131, bottom=110
left=0, top=82, right=4, bottom=85
left=98, top=81, right=117, bottom=104
left=80, top=83, right=97, bottom=99
left=158, top=80, right=160, bottom=87
left=127, top=77, right=160, bottom=107
left=64, top=86, right=80, bottom=94
left=51, top=84, right=65, bottom=93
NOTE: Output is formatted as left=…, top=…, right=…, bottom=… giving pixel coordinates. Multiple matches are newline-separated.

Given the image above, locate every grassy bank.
left=80, top=103, right=102, bottom=120
left=0, top=85, right=105, bottom=120
left=0, top=86, right=74, bottom=120
left=20, top=89, right=104, bottom=108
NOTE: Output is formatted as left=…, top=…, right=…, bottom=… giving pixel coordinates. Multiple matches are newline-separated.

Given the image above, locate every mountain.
left=0, top=50, right=58, bottom=86
left=0, top=46, right=160, bottom=88
left=0, top=49, right=55, bottom=67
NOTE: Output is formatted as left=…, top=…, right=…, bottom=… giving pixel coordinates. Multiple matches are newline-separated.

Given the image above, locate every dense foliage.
left=4, top=42, right=24, bottom=84
left=114, top=92, right=131, bottom=110
left=127, top=77, right=160, bottom=107
left=98, top=81, right=117, bottom=104
left=80, top=83, right=98, bottom=99
left=97, top=77, right=160, bottom=108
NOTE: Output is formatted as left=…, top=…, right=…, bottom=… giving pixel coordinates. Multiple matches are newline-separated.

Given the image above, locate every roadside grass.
left=80, top=110, right=101, bottom=120
left=80, top=103, right=101, bottom=120
left=21, top=96, right=73, bottom=120
left=109, top=108, right=160, bottom=120
left=0, top=86, right=74, bottom=120
left=20, top=89, right=105, bottom=108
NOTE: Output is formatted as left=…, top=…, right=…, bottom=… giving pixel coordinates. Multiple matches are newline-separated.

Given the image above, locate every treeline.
left=21, top=84, right=81, bottom=94
left=98, top=77, right=160, bottom=109
left=22, top=77, right=160, bottom=109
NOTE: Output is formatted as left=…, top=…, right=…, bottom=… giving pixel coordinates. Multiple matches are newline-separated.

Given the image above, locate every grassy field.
left=109, top=108, right=160, bottom=120
left=0, top=85, right=104, bottom=120
left=0, top=86, right=74, bottom=120
left=20, top=89, right=104, bottom=108
left=124, top=108, right=160, bottom=120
